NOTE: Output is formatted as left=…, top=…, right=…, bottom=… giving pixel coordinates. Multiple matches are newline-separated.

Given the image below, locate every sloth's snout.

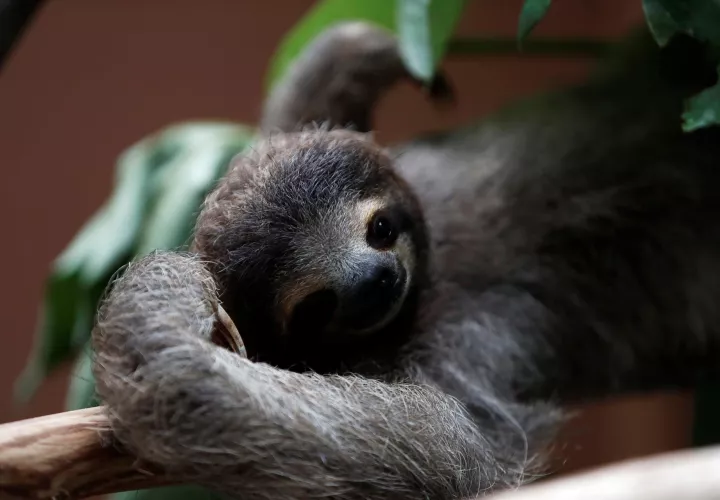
left=287, top=255, right=407, bottom=337
left=337, top=260, right=406, bottom=331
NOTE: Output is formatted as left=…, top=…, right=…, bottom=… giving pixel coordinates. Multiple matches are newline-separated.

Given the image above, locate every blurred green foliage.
left=395, top=0, right=467, bottom=82
left=266, top=0, right=395, bottom=90
left=17, top=123, right=254, bottom=405
left=16, top=122, right=255, bottom=411
left=15, top=1, right=720, bottom=499
left=517, top=0, right=552, bottom=45
left=641, top=0, right=720, bottom=131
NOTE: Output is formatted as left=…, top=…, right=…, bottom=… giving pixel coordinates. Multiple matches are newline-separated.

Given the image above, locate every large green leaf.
left=53, top=122, right=256, bottom=500
left=642, top=0, right=720, bottom=49
left=15, top=141, right=160, bottom=400
left=17, top=122, right=255, bottom=403
left=58, top=142, right=161, bottom=284
left=517, top=0, right=552, bottom=44
left=265, top=0, right=396, bottom=91
left=396, top=0, right=467, bottom=82
left=65, top=345, right=97, bottom=411
left=683, top=65, right=720, bottom=131
left=642, top=0, right=682, bottom=46
left=135, top=123, right=254, bottom=254
left=641, top=0, right=720, bottom=132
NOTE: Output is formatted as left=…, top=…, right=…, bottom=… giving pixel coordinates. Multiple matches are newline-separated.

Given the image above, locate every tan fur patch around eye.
left=356, top=197, right=389, bottom=233
left=394, top=233, right=416, bottom=276
left=357, top=198, right=417, bottom=288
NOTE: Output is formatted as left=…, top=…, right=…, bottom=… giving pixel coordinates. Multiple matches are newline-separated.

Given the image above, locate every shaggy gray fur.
left=93, top=253, right=529, bottom=499
left=93, top=22, right=720, bottom=500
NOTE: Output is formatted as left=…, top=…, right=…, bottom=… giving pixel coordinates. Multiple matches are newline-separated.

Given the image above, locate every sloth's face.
left=281, top=194, right=417, bottom=336
left=194, top=130, right=428, bottom=350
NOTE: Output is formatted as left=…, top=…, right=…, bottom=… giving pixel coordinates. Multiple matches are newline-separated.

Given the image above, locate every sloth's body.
left=93, top=23, right=720, bottom=500
left=395, top=82, right=720, bottom=402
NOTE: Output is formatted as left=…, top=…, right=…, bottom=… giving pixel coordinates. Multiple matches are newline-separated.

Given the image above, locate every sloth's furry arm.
left=92, top=252, right=523, bottom=500
left=261, top=22, right=450, bottom=134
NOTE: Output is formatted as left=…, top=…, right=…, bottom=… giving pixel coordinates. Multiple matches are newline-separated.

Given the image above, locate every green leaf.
left=642, top=0, right=720, bottom=49
left=15, top=144, right=159, bottom=400
left=65, top=346, right=98, bottom=411
left=110, top=485, right=223, bottom=500
left=397, top=0, right=467, bottom=82
left=265, top=0, right=395, bottom=91
left=517, top=0, right=552, bottom=44
left=135, top=123, right=254, bottom=255
left=642, top=1, right=720, bottom=133
left=15, top=273, right=81, bottom=399
left=683, top=65, right=720, bottom=132
left=642, top=0, right=682, bottom=46
left=17, top=122, right=255, bottom=403
left=397, top=0, right=432, bottom=81
left=58, top=143, right=159, bottom=284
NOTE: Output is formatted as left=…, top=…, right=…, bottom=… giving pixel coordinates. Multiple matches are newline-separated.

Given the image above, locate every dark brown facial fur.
left=193, top=129, right=429, bottom=372
left=92, top=22, right=720, bottom=500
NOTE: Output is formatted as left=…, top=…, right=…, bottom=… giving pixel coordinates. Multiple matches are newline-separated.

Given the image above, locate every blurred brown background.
left=0, top=0, right=694, bottom=482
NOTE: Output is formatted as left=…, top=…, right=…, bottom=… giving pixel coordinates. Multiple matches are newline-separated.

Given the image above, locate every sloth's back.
left=394, top=79, right=720, bottom=286
left=391, top=77, right=720, bottom=391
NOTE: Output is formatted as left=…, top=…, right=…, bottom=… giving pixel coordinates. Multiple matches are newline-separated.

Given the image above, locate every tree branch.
left=2, top=404, right=720, bottom=499
left=487, top=444, right=720, bottom=500
left=0, top=406, right=177, bottom=499
left=0, top=303, right=246, bottom=499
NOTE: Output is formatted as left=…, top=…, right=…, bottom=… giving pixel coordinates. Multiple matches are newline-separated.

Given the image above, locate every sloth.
left=92, top=22, right=720, bottom=500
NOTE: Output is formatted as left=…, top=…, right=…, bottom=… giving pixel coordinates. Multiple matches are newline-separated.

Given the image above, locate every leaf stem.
left=447, top=37, right=615, bottom=58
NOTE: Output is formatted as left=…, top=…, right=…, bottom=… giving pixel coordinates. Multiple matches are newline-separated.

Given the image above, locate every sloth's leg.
left=92, top=252, right=527, bottom=500
left=261, top=22, right=451, bottom=134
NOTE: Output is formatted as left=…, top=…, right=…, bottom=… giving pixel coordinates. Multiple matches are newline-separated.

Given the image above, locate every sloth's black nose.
left=337, top=259, right=406, bottom=331
left=354, top=262, right=398, bottom=298
left=287, top=257, right=407, bottom=337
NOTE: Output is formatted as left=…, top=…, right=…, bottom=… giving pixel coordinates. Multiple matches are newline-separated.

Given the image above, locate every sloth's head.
left=194, top=129, right=428, bottom=364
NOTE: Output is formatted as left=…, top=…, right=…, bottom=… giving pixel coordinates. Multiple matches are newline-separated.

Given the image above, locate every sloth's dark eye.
left=367, top=211, right=398, bottom=249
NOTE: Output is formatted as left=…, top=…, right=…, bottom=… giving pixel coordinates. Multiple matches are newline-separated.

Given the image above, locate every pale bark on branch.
left=0, top=406, right=175, bottom=499
left=487, top=444, right=720, bottom=500
left=1, top=404, right=719, bottom=500
left=0, top=303, right=245, bottom=499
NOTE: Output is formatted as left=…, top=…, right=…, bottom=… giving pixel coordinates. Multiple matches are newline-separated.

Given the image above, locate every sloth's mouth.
left=288, top=288, right=339, bottom=336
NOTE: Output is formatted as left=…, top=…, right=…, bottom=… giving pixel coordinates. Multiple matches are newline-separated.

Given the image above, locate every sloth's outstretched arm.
left=261, top=22, right=451, bottom=134
left=92, top=252, right=527, bottom=500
